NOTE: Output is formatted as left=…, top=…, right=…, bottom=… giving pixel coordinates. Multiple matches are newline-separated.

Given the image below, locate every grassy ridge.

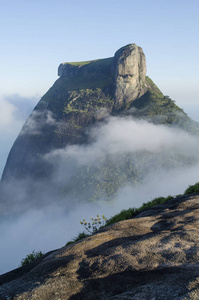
left=67, top=182, right=199, bottom=246
left=62, top=57, right=113, bottom=67
left=129, top=76, right=199, bottom=132
left=62, top=60, right=97, bottom=66
left=21, top=182, right=199, bottom=265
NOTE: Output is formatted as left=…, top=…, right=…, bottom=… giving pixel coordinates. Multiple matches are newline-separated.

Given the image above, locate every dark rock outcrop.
left=1, top=193, right=199, bottom=299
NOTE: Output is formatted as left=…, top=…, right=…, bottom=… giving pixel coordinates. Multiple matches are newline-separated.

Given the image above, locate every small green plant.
left=106, top=195, right=173, bottom=226
left=65, top=232, right=89, bottom=246
left=80, top=214, right=107, bottom=234
left=20, top=250, right=44, bottom=266
left=184, top=182, right=199, bottom=195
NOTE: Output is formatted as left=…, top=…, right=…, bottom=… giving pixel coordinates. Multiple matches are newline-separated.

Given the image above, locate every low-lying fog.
left=1, top=109, right=199, bottom=275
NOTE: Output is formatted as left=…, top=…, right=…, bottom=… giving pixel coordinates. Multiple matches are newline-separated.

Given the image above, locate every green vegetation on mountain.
left=184, top=182, right=199, bottom=194
left=104, top=181, right=199, bottom=227
left=61, top=149, right=195, bottom=202
left=129, top=76, right=198, bottom=132
left=63, top=88, right=113, bottom=114
left=65, top=181, right=199, bottom=246
left=1, top=43, right=199, bottom=204
left=20, top=251, right=44, bottom=267
left=19, top=181, right=199, bottom=265
left=62, top=57, right=113, bottom=67
left=36, top=58, right=114, bottom=120
left=5, top=184, right=199, bottom=299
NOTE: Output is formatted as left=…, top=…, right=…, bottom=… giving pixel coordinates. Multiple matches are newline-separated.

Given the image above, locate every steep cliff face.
left=113, top=44, right=148, bottom=108
left=1, top=44, right=198, bottom=200
left=58, top=44, right=148, bottom=110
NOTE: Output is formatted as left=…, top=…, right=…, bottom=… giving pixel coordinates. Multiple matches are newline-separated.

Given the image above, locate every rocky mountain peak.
left=113, top=43, right=148, bottom=108
left=1, top=43, right=198, bottom=200
left=57, top=44, right=148, bottom=109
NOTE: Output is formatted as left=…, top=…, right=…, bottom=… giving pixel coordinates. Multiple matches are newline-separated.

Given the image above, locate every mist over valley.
left=1, top=44, right=199, bottom=278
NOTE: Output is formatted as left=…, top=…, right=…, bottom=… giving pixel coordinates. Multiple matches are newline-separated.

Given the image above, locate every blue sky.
left=0, top=0, right=199, bottom=176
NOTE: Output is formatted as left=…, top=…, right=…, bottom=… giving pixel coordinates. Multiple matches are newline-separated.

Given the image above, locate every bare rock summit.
left=58, top=43, right=148, bottom=109
left=113, top=44, right=148, bottom=108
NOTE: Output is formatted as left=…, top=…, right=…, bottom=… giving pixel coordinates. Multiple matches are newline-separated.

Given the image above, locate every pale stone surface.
left=113, top=44, right=148, bottom=108
left=1, top=194, right=199, bottom=299
left=58, top=44, right=148, bottom=108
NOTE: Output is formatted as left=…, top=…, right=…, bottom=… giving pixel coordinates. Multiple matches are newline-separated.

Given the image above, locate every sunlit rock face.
left=113, top=44, right=148, bottom=108
left=57, top=44, right=148, bottom=109
left=1, top=194, right=199, bottom=299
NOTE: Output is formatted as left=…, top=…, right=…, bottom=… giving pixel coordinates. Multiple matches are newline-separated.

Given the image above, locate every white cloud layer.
left=0, top=94, right=39, bottom=177
left=46, top=116, right=199, bottom=165
left=1, top=114, right=199, bottom=275
left=0, top=94, right=39, bottom=129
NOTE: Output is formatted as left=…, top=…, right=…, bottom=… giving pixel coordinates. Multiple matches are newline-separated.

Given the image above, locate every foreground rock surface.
left=1, top=194, right=199, bottom=299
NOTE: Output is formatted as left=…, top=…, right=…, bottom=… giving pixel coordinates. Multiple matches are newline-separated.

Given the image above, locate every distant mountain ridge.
left=1, top=43, right=199, bottom=205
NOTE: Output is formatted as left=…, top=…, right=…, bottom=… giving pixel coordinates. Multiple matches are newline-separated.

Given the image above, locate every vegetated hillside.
left=1, top=44, right=199, bottom=204
left=1, top=183, right=199, bottom=299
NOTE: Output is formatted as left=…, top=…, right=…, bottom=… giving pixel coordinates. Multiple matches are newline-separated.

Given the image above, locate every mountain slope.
left=1, top=43, right=199, bottom=207
left=1, top=192, right=199, bottom=299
